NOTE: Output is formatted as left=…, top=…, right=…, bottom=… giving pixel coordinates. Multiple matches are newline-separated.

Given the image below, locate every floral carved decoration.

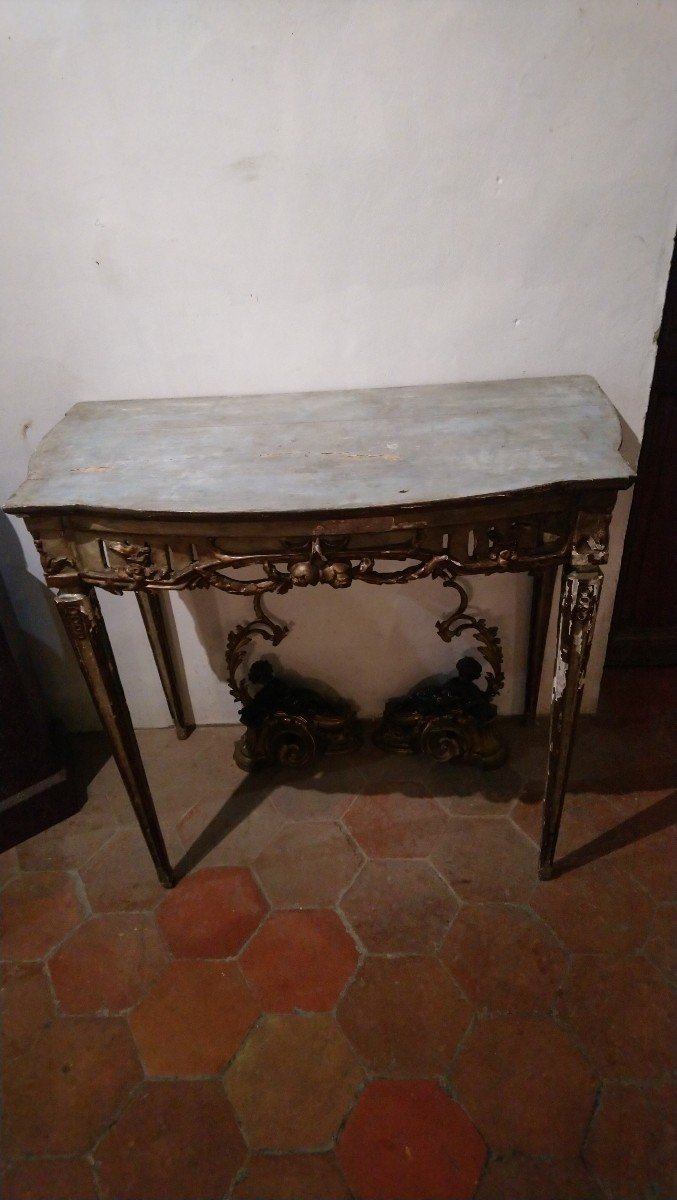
left=78, top=535, right=458, bottom=596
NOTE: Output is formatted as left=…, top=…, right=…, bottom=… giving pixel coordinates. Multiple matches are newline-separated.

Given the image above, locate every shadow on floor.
left=552, top=789, right=677, bottom=876
left=11, top=668, right=676, bottom=878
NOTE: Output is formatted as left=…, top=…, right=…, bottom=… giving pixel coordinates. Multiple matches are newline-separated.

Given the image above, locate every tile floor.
left=1, top=668, right=675, bottom=1199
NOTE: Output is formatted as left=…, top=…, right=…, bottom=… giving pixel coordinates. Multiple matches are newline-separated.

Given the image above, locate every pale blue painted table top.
left=5, top=376, right=633, bottom=518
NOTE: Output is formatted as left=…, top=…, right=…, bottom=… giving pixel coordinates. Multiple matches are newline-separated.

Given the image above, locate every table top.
left=5, top=376, right=633, bottom=519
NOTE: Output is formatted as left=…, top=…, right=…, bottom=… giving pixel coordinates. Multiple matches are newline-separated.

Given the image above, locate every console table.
left=4, top=376, right=634, bottom=887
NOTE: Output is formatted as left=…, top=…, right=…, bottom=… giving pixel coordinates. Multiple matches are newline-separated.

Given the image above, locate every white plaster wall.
left=1, top=0, right=676, bottom=730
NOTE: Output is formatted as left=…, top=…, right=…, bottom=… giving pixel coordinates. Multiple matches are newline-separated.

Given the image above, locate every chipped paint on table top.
left=4, top=376, right=634, bottom=518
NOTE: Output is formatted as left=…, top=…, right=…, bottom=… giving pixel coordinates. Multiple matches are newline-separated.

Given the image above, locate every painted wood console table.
left=4, top=377, right=634, bottom=887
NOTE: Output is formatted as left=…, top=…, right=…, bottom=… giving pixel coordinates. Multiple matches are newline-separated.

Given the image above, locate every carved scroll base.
left=374, top=587, right=508, bottom=769
left=373, top=698, right=507, bottom=770
left=226, top=592, right=365, bottom=772
left=234, top=702, right=362, bottom=772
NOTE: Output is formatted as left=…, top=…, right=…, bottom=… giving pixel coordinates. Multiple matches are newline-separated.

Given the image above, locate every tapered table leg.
left=523, top=565, right=558, bottom=724
left=136, top=591, right=193, bottom=740
left=539, top=566, right=602, bottom=879
left=56, top=587, right=174, bottom=888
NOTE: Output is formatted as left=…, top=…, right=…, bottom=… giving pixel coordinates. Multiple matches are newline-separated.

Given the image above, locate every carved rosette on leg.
left=374, top=580, right=507, bottom=768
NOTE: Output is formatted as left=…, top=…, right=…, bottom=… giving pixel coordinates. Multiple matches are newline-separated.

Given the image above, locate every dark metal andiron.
left=374, top=656, right=507, bottom=768
left=374, top=581, right=507, bottom=768
left=235, top=661, right=361, bottom=771
left=226, top=595, right=360, bottom=771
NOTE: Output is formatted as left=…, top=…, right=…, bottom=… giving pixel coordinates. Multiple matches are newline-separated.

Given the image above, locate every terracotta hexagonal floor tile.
left=449, top=1015, right=597, bottom=1156
left=253, top=822, right=363, bottom=908
left=129, top=959, right=258, bottom=1076
left=565, top=722, right=650, bottom=793
left=531, top=858, right=654, bottom=955
left=139, top=728, right=247, bottom=828
left=475, top=1154, right=604, bottom=1200
left=240, top=909, right=358, bottom=1012
left=0, top=846, right=20, bottom=886
left=16, top=801, right=115, bottom=872
left=340, top=859, right=458, bottom=953
left=584, top=1081, right=676, bottom=1200
left=95, top=1080, right=246, bottom=1200
left=353, top=744, right=431, bottom=790
left=343, top=788, right=447, bottom=858
left=557, top=955, right=677, bottom=1079
left=615, top=821, right=677, bottom=903
left=511, top=789, right=630, bottom=854
left=572, top=704, right=676, bottom=784
left=643, top=903, right=677, bottom=984
left=3, top=1157, right=99, bottom=1200
left=156, top=867, right=268, bottom=957
left=3, top=1016, right=142, bottom=1155
left=1, top=961, right=54, bottom=1060
left=49, top=913, right=169, bottom=1014
left=177, top=791, right=286, bottom=867
left=427, top=761, right=523, bottom=815
left=0, top=870, right=85, bottom=959
left=83, top=749, right=143, bottom=827
left=225, top=1013, right=363, bottom=1150
left=337, top=956, right=471, bottom=1076
left=269, top=762, right=366, bottom=821
left=439, top=903, right=567, bottom=1013
left=232, top=1152, right=350, bottom=1199
left=81, top=827, right=183, bottom=913
left=512, top=789, right=677, bottom=895
left=431, top=817, right=536, bottom=902
left=338, top=1078, right=486, bottom=1200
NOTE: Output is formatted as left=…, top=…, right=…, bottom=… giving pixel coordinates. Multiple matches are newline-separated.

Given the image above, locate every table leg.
left=539, top=566, right=602, bottom=879
left=523, top=565, right=558, bottom=724
left=55, top=587, right=175, bottom=888
left=136, top=591, right=193, bottom=740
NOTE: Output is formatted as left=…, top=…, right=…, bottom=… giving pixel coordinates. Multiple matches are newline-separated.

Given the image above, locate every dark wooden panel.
left=608, top=235, right=677, bottom=666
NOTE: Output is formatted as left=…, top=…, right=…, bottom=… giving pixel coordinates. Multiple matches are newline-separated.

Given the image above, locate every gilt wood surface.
left=5, top=376, right=633, bottom=519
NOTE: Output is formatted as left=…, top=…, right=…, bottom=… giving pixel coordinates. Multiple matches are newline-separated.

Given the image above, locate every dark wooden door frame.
left=607, top=232, right=677, bottom=666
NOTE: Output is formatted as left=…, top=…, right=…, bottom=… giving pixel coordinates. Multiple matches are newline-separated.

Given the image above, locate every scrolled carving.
left=436, top=582, right=505, bottom=701
left=107, top=542, right=173, bottom=584
left=373, top=574, right=507, bottom=768
left=373, top=656, right=507, bottom=768
left=419, top=713, right=475, bottom=763
left=33, top=539, right=77, bottom=579
left=226, top=595, right=289, bottom=705
left=73, top=514, right=576, bottom=598
left=64, top=608, right=93, bottom=640
left=487, top=525, right=519, bottom=569
left=266, top=715, right=319, bottom=768
left=80, top=534, right=453, bottom=595
left=570, top=493, right=615, bottom=568
left=319, top=561, right=353, bottom=588
left=233, top=659, right=361, bottom=772
left=573, top=586, right=596, bottom=622
left=55, top=591, right=98, bottom=640
left=288, top=560, right=321, bottom=587
left=237, top=712, right=318, bottom=772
